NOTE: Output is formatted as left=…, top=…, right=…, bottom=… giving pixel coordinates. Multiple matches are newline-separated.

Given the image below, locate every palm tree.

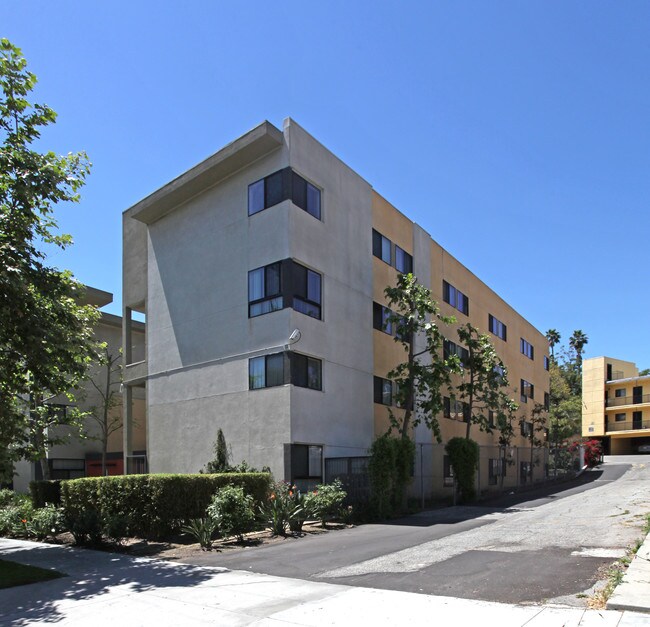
left=569, top=330, right=589, bottom=371
left=546, top=329, right=561, bottom=360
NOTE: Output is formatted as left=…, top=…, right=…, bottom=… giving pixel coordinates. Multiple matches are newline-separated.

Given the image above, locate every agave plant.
left=182, top=517, right=217, bottom=551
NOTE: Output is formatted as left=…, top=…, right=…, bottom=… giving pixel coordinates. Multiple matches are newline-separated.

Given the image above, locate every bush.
left=258, top=482, right=309, bottom=535
left=569, top=439, right=602, bottom=468
left=445, top=437, right=479, bottom=502
left=30, top=480, right=62, bottom=508
left=303, top=479, right=347, bottom=527
left=368, top=435, right=415, bottom=519
left=207, top=485, right=256, bottom=542
left=0, top=489, right=19, bottom=508
left=66, top=508, right=102, bottom=546
left=28, top=504, right=65, bottom=540
left=182, top=518, right=217, bottom=550
left=103, top=513, right=130, bottom=545
left=0, top=494, right=33, bottom=537
left=60, top=472, right=271, bottom=540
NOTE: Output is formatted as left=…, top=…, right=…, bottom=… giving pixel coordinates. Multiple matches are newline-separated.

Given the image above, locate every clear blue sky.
left=5, top=2, right=650, bottom=366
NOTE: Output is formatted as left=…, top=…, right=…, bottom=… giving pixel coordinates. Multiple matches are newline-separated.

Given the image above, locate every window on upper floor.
left=372, top=229, right=392, bottom=265
left=544, top=356, right=549, bottom=370
left=520, top=338, right=534, bottom=360
left=520, top=379, right=534, bottom=403
left=373, top=376, right=393, bottom=406
left=615, top=412, right=626, bottom=422
left=443, top=280, right=469, bottom=316
left=395, top=246, right=413, bottom=274
left=249, top=352, right=322, bottom=391
left=248, top=260, right=322, bottom=320
left=373, top=302, right=394, bottom=335
left=615, top=388, right=626, bottom=398
left=489, top=314, right=507, bottom=341
left=443, top=339, right=469, bottom=366
left=443, top=396, right=470, bottom=422
left=521, top=421, right=533, bottom=438
left=248, top=262, right=283, bottom=317
left=544, top=392, right=550, bottom=410
left=248, top=168, right=321, bottom=219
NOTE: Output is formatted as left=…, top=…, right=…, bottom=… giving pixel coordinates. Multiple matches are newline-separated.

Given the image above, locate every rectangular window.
left=544, top=392, right=550, bottom=411
left=489, top=314, right=507, bottom=341
left=520, top=379, right=534, bottom=403
left=521, top=421, right=532, bottom=437
left=615, top=413, right=626, bottom=422
left=374, top=376, right=393, bottom=406
left=250, top=352, right=321, bottom=390
left=292, top=262, right=322, bottom=320
left=520, top=338, right=534, bottom=360
left=373, top=302, right=393, bottom=335
left=443, top=280, right=469, bottom=316
left=395, top=246, right=413, bottom=274
left=443, top=396, right=469, bottom=422
left=488, top=458, right=501, bottom=485
left=615, top=388, right=626, bottom=398
left=290, top=443, right=323, bottom=492
left=372, top=229, right=392, bottom=265
left=248, top=262, right=283, bottom=317
left=290, top=353, right=322, bottom=391
left=544, top=356, right=550, bottom=371
left=248, top=168, right=321, bottom=219
left=443, top=339, right=469, bottom=366
left=488, top=410, right=495, bottom=429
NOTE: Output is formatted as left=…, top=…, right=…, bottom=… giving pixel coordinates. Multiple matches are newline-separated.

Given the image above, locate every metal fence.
left=323, top=444, right=581, bottom=505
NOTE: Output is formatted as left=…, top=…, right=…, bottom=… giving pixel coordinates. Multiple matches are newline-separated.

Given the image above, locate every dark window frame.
left=372, top=229, right=392, bottom=265
left=489, top=314, right=507, bottom=341
left=520, top=338, right=534, bottom=360
left=248, top=168, right=322, bottom=219
left=520, top=379, right=534, bottom=403
left=249, top=352, right=322, bottom=391
left=395, top=245, right=413, bottom=274
left=443, top=280, right=469, bottom=316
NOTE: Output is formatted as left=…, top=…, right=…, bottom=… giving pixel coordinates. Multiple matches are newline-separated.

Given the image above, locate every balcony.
left=606, top=393, right=650, bottom=408
left=606, top=419, right=650, bottom=433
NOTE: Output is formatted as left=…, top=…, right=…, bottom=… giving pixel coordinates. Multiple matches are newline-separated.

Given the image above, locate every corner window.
left=248, top=263, right=283, bottom=317
left=489, top=314, right=507, bottom=341
left=248, top=260, right=322, bottom=320
left=372, top=229, right=392, bottom=264
left=520, top=379, right=534, bottom=403
left=250, top=352, right=321, bottom=391
left=443, top=280, right=469, bottom=316
left=395, top=246, right=413, bottom=274
left=290, top=444, right=322, bottom=492
left=520, top=338, right=534, bottom=360
left=248, top=168, right=321, bottom=220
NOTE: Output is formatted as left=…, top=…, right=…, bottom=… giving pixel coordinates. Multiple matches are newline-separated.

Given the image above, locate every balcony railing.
left=607, top=370, right=625, bottom=381
left=606, top=393, right=650, bottom=408
left=606, top=420, right=650, bottom=432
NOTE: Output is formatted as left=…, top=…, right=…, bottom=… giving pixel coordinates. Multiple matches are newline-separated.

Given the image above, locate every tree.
left=85, top=346, right=122, bottom=476
left=384, top=273, right=457, bottom=442
left=546, top=329, right=561, bottom=361
left=569, top=330, right=589, bottom=373
left=520, top=403, right=547, bottom=483
left=0, top=39, right=99, bottom=475
left=454, top=323, right=518, bottom=440
left=205, top=428, right=230, bottom=473
left=495, top=403, right=517, bottom=489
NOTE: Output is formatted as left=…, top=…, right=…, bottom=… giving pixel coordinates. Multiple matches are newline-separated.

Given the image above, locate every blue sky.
left=5, top=2, right=650, bottom=366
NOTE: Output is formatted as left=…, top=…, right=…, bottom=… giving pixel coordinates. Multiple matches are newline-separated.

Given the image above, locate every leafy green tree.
left=520, top=403, right=548, bottom=482
left=205, top=428, right=230, bottom=473
left=569, top=330, right=589, bottom=373
left=384, top=273, right=457, bottom=442
left=454, top=323, right=518, bottom=440
left=495, top=404, right=517, bottom=489
left=0, top=39, right=99, bottom=476
left=85, top=346, right=122, bottom=476
left=546, top=329, right=561, bottom=361
left=639, top=368, right=650, bottom=376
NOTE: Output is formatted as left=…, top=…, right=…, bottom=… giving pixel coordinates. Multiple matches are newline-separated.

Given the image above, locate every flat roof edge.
left=128, top=121, right=284, bottom=224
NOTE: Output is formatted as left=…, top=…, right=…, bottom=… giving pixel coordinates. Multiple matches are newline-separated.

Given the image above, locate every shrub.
left=0, top=489, right=19, bottom=508
left=61, top=472, right=272, bottom=540
left=182, top=518, right=217, bottom=550
left=30, top=480, right=62, bottom=508
left=304, top=479, right=347, bottom=527
left=207, top=485, right=256, bottom=542
left=28, top=504, right=65, bottom=540
left=368, top=435, right=415, bottom=519
left=65, top=508, right=102, bottom=546
left=103, top=513, right=130, bottom=545
left=568, top=439, right=602, bottom=468
left=445, top=437, right=479, bottom=502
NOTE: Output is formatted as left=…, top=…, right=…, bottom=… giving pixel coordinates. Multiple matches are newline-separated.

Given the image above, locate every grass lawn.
left=0, top=559, right=63, bottom=589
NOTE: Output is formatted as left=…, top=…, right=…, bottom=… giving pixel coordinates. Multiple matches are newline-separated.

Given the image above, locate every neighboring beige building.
left=582, top=356, right=650, bottom=454
left=122, top=118, right=550, bottom=498
left=12, top=287, right=146, bottom=492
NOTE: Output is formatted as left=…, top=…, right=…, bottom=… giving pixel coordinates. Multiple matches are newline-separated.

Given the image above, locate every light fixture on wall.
left=285, top=328, right=301, bottom=349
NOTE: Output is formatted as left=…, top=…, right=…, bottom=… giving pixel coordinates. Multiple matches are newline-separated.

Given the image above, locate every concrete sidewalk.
left=608, top=533, right=650, bottom=614
left=1, top=538, right=649, bottom=626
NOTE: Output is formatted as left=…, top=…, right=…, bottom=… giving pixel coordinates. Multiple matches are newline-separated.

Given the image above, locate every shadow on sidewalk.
left=0, top=541, right=224, bottom=626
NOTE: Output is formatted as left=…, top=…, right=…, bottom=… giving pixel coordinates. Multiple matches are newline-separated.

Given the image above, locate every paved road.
left=185, top=456, right=650, bottom=605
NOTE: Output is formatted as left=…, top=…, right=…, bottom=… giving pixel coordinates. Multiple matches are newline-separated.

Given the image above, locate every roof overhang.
left=127, top=120, right=284, bottom=225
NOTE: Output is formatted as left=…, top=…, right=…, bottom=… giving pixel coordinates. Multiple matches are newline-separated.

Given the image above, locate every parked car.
left=638, top=444, right=650, bottom=454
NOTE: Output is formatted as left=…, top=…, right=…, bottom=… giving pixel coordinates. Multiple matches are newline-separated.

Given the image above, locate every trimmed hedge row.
left=61, top=473, right=272, bottom=539
left=30, top=480, right=62, bottom=508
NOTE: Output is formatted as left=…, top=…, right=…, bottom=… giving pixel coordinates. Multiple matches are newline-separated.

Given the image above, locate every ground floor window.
left=443, top=455, right=454, bottom=487
left=289, top=443, right=323, bottom=492
left=520, top=461, right=532, bottom=484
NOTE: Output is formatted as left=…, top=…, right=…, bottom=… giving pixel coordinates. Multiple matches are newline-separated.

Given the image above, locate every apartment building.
left=12, top=288, right=146, bottom=492
left=583, top=356, right=650, bottom=454
left=122, top=118, right=549, bottom=496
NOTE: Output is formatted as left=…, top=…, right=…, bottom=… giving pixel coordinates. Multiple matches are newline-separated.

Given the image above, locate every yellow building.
left=582, top=356, right=650, bottom=454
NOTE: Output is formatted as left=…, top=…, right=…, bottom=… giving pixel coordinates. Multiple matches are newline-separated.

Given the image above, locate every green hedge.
left=30, top=481, right=62, bottom=508
left=61, top=473, right=272, bottom=539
